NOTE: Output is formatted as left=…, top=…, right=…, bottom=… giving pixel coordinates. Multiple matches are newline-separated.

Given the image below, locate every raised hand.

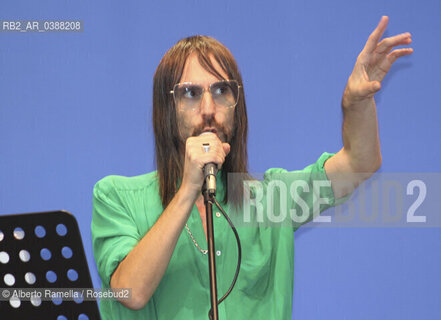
left=343, top=16, right=413, bottom=107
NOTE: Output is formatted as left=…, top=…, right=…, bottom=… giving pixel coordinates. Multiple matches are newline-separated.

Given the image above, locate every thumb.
left=222, top=143, right=231, bottom=155
left=357, top=81, right=381, bottom=98
left=366, top=81, right=381, bottom=95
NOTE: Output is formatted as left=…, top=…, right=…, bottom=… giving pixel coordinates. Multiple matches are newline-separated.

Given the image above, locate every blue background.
left=1, top=0, right=440, bottom=319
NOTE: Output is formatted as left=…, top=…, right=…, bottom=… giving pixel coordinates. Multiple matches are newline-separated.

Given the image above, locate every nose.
left=199, top=90, right=216, bottom=118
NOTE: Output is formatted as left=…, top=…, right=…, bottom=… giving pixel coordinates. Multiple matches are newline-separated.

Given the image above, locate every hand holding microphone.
left=181, top=132, right=230, bottom=198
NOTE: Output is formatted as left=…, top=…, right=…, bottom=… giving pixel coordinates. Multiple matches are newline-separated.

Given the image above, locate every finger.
left=202, top=135, right=225, bottom=151
left=190, top=135, right=222, bottom=151
left=376, top=33, right=412, bottom=54
left=198, top=152, right=223, bottom=166
left=363, top=16, right=389, bottom=53
left=387, top=48, right=414, bottom=63
left=200, top=141, right=226, bottom=159
left=193, top=132, right=219, bottom=146
left=210, top=144, right=226, bottom=159
left=197, top=132, right=217, bottom=139
left=206, top=155, right=225, bottom=170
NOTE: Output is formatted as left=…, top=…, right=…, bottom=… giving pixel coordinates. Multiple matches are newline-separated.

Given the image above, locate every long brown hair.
left=153, top=35, right=250, bottom=208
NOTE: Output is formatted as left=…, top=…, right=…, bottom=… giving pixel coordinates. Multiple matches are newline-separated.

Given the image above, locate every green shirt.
left=91, top=152, right=347, bottom=319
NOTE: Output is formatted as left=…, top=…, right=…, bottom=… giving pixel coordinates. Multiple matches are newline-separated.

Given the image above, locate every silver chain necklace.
left=185, top=223, right=208, bottom=255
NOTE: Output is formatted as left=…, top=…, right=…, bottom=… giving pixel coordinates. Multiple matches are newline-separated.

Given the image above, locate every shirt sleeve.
left=91, top=176, right=141, bottom=287
left=263, top=152, right=352, bottom=231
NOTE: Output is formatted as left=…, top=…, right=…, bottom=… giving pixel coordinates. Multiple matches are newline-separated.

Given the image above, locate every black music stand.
left=0, top=210, right=101, bottom=320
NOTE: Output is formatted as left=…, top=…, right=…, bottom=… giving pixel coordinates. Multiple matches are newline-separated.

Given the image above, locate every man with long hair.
left=92, top=16, right=412, bottom=319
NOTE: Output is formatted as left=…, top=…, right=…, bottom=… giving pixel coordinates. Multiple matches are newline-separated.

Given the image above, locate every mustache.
left=191, top=120, right=228, bottom=138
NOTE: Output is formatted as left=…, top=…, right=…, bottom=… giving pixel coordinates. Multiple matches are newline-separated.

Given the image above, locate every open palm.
left=344, top=16, right=413, bottom=106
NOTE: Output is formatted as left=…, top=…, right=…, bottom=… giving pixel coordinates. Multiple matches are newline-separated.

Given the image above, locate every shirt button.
left=216, top=250, right=221, bottom=256
left=216, top=212, right=221, bottom=218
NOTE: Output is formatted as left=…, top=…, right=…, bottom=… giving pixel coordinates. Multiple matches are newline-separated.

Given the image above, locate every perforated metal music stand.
left=0, top=210, right=101, bottom=320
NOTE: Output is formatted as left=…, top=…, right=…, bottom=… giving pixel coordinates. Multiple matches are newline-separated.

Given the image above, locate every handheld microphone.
left=200, top=133, right=217, bottom=195
left=204, top=161, right=217, bottom=195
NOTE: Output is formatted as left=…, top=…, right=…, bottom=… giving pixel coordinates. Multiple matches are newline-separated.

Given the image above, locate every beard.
left=190, top=118, right=233, bottom=143
left=176, top=118, right=233, bottom=162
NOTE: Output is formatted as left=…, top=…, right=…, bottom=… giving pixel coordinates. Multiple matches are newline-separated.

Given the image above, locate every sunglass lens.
left=176, top=84, right=203, bottom=109
left=211, top=81, right=239, bottom=108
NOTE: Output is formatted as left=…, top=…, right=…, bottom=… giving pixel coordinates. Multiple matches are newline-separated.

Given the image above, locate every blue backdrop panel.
left=1, top=0, right=440, bottom=319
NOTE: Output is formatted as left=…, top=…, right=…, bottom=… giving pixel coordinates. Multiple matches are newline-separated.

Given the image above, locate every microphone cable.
left=208, top=196, right=242, bottom=320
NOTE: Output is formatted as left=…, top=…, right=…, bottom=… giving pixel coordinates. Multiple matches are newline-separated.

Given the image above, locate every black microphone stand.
left=202, top=181, right=219, bottom=320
